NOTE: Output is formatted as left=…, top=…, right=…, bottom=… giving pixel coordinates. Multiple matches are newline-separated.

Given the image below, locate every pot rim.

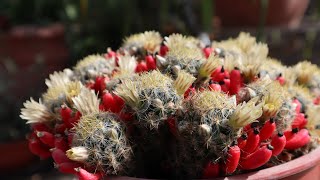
left=223, top=146, right=320, bottom=180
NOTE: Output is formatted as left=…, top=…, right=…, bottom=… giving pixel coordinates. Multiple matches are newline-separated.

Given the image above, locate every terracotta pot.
left=0, top=140, right=36, bottom=172
left=215, top=0, right=310, bottom=28
left=0, top=23, right=69, bottom=67
left=107, top=146, right=320, bottom=180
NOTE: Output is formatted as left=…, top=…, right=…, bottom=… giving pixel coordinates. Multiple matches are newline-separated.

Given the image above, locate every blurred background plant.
left=0, top=0, right=320, bottom=177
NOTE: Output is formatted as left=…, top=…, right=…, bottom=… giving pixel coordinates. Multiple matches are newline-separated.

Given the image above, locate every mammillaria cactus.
left=20, top=31, right=320, bottom=179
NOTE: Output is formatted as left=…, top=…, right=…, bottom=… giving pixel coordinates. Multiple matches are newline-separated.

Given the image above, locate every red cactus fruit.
left=75, top=167, right=102, bottom=180
left=28, top=138, right=51, bottom=159
left=51, top=148, right=72, bottom=164
left=224, top=143, right=240, bottom=174
left=146, top=55, right=157, bottom=70
left=285, top=129, right=310, bottom=150
left=229, top=68, right=242, bottom=95
left=242, top=128, right=260, bottom=155
left=271, top=132, right=286, bottom=156
left=56, top=162, right=81, bottom=174
left=259, top=118, right=276, bottom=142
left=37, top=131, right=55, bottom=147
left=239, top=144, right=273, bottom=170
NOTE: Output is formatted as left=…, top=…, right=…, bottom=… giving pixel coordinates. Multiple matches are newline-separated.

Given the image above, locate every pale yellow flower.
left=43, top=85, right=66, bottom=102
left=191, top=90, right=235, bottom=113
left=65, top=81, right=83, bottom=101
left=228, top=97, right=263, bottom=130
left=294, top=61, right=318, bottom=85
left=45, top=69, right=72, bottom=88
left=123, top=31, right=162, bottom=53
left=117, top=55, right=137, bottom=76
left=72, top=88, right=100, bottom=115
left=164, top=33, right=200, bottom=49
left=198, top=54, right=223, bottom=78
left=114, top=79, right=140, bottom=108
left=20, top=98, right=53, bottom=124
left=262, top=81, right=285, bottom=117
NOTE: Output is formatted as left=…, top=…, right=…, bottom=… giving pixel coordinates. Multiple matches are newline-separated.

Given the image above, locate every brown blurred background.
left=0, top=0, right=319, bottom=179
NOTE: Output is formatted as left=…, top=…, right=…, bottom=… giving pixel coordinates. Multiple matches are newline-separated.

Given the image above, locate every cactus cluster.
left=68, top=112, right=132, bottom=175
left=21, top=31, right=320, bottom=179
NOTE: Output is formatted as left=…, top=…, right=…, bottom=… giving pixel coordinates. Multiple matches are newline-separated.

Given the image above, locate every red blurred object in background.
left=215, top=0, right=309, bottom=28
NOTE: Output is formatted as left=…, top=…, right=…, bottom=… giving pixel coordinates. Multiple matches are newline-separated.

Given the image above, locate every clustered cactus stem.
left=20, top=31, right=320, bottom=179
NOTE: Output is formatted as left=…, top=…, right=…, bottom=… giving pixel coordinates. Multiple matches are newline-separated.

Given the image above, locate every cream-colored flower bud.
left=66, top=147, right=89, bottom=162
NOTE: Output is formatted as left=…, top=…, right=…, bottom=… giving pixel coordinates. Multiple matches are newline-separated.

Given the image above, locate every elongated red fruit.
left=284, top=128, right=299, bottom=141
left=271, top=132, right=286, bottom=156
left=239, top=145, right=273, bottom=170
left=113, top=94, right=125, bottom=113
left=102, top=92, right=116, bottom=111
left=37, top=131, right=55, bottom=147
left=55, top=137, right=69, bottom=151
left=60, top=106, right=72, bottom=125
left=292, top=113, right=308, bottom=129
left=211, top=66, right=227, bottom=82
left=67, top=111, right=81, bottom=128
left=146, top=55, right=157, bottom=70
left=160, top=44, right=169, bottom=56
left=276, top=73, right=285, bottom=85
left=51, top=148, right=72, bottom=164
left=28, top=139, right=51, bottom=159
left=285, top=129, right=310, bottom=150
left=242, top=128, right=260, bottom=154
left=93, top=76, right=107, bottom=93
left=229, top=68, right=242, bottom=95
left=209, top=80, right=221, bottom=91
left=203, top=47, right=213, bottom=58
left=56, top=162, right=81, bottom=174
left=211, top=67, right=221, bottom=79
left=75, top=168, right=102, bottom=180
left=237, top=134, right=248, bottom=149
left=202, top=162, right=220, bottom=178
left=224, top=143, right=240, bottom=174
left=135, top=62, right=148, bottom=73
left=259, top=118, right=276, bottom=142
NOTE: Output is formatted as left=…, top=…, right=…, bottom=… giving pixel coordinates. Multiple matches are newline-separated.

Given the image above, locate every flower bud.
left=66, top=146, right=89, bottom=162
